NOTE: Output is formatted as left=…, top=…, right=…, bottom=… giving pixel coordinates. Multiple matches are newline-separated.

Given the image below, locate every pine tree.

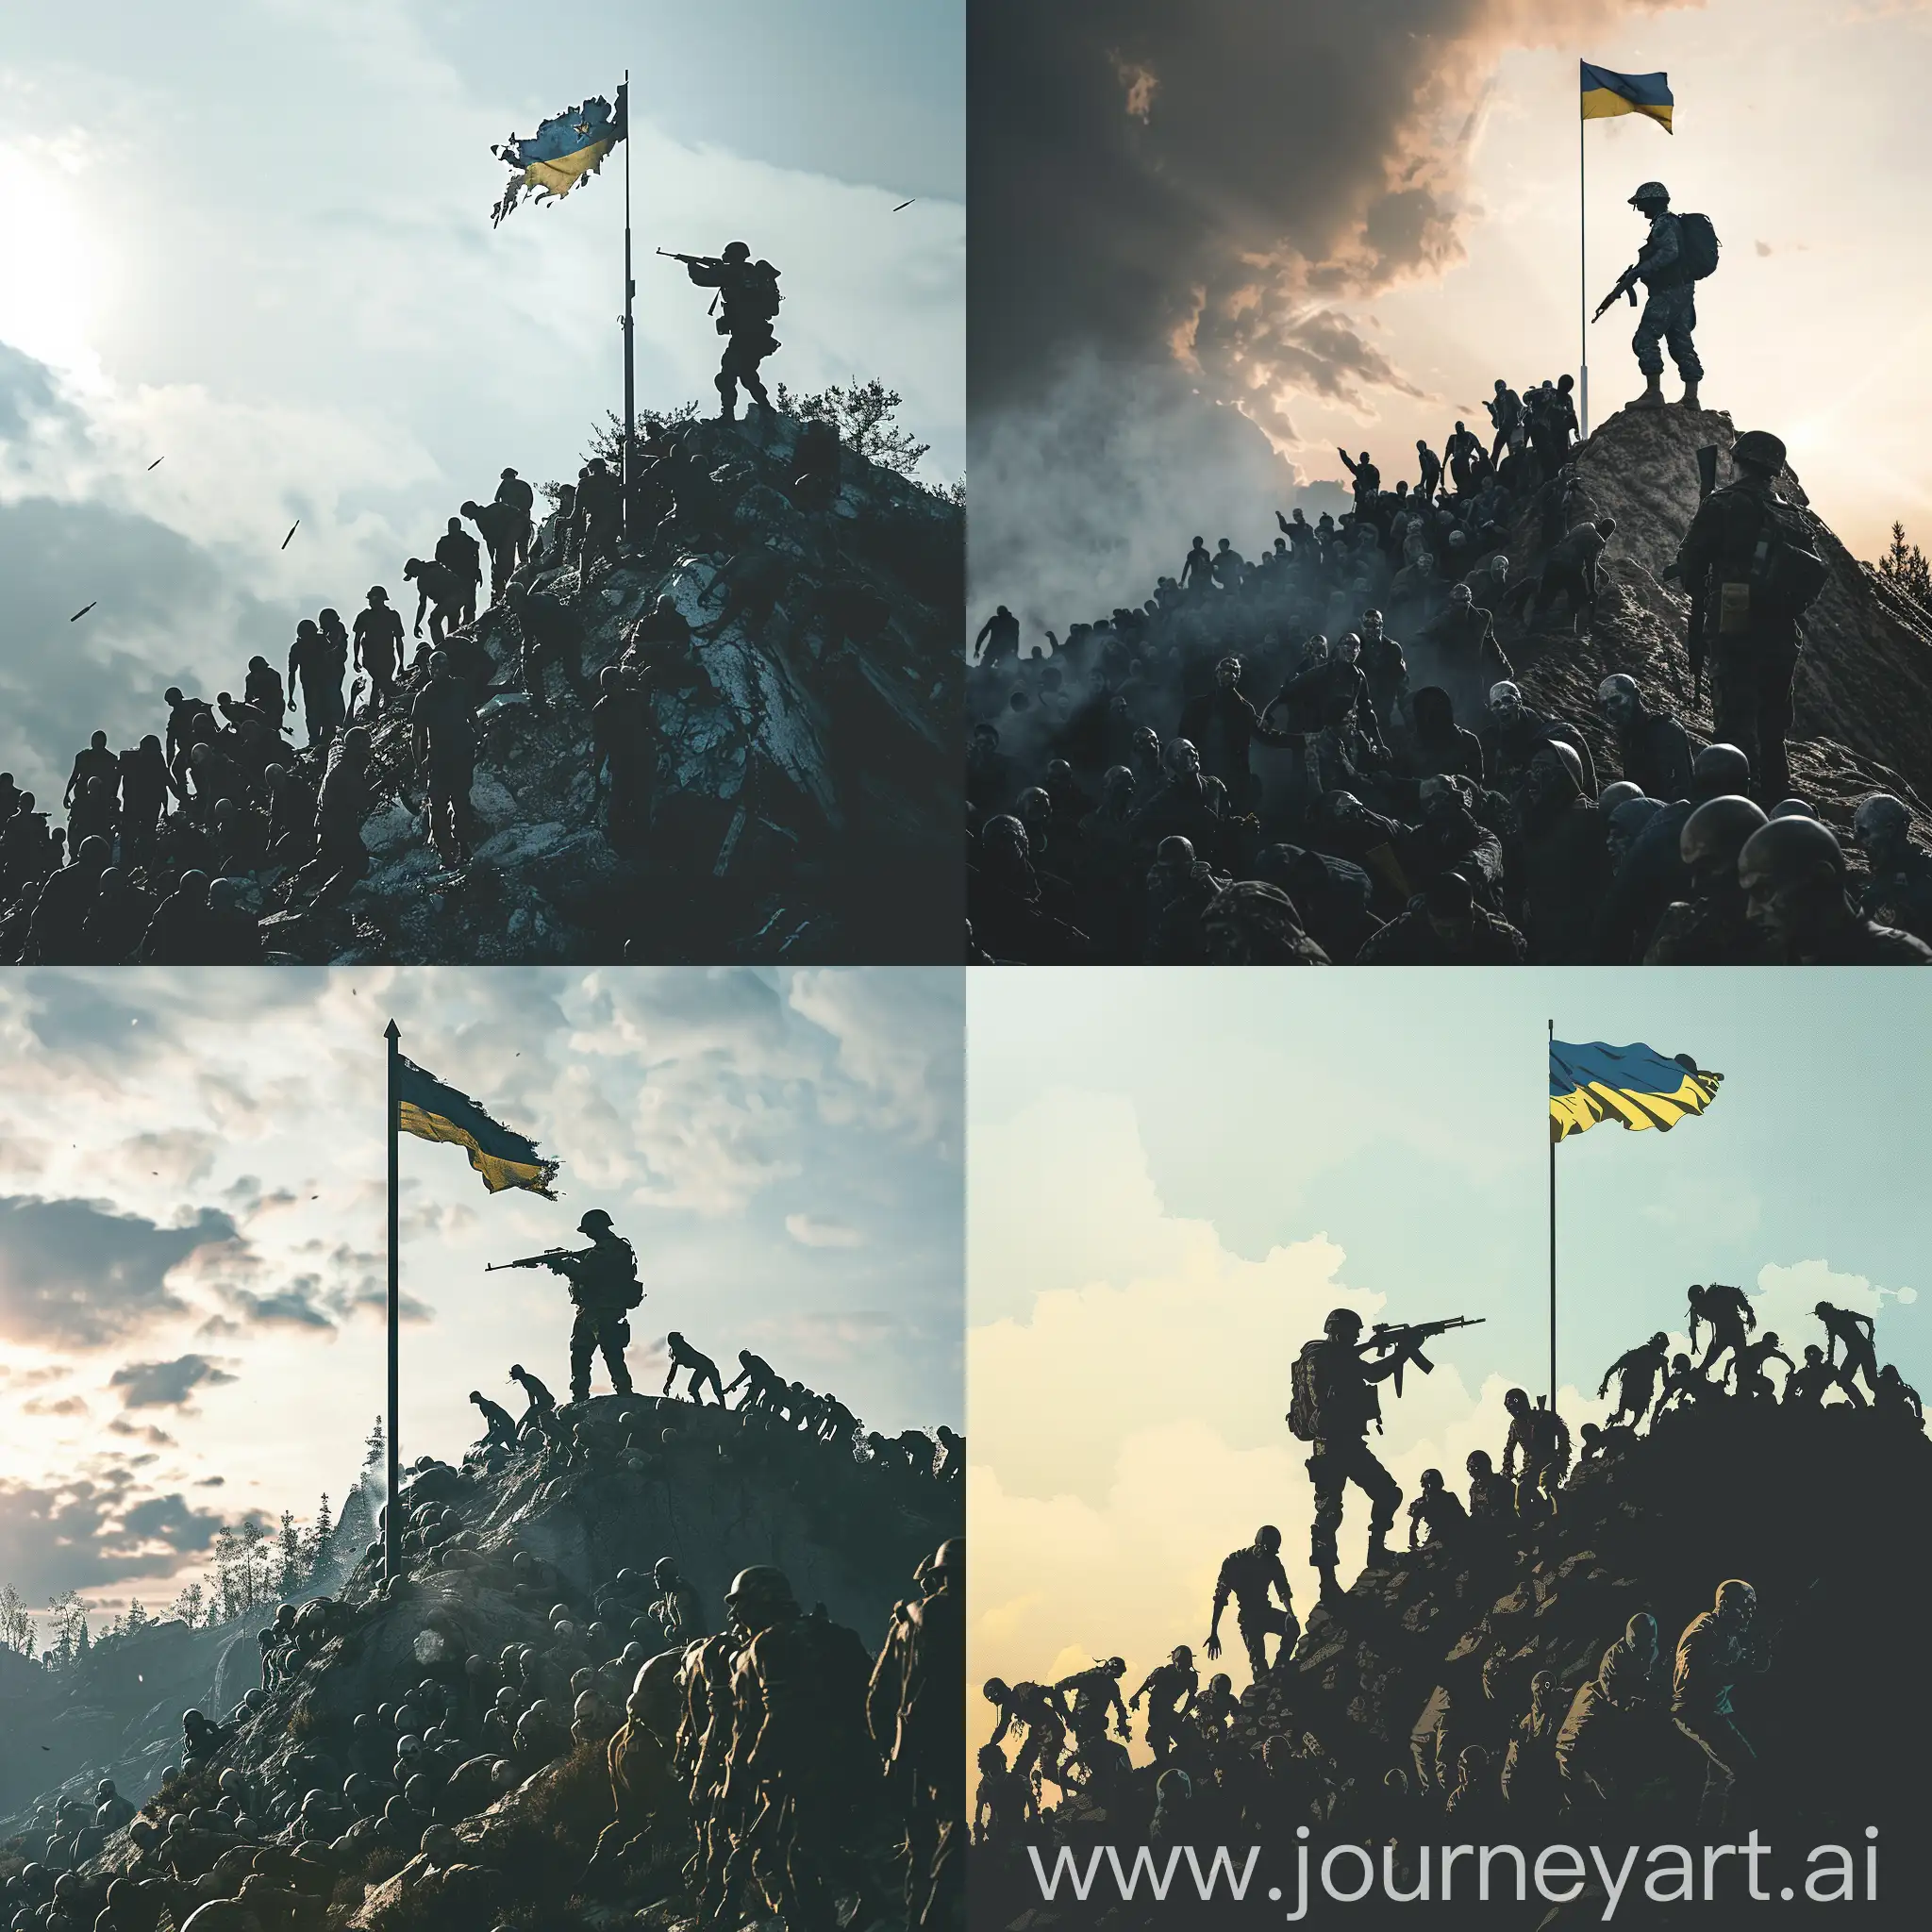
left=363, top=1416, right=386, bottom=1471
left=0, top=1584, right=34, bottom=1655
left=172, top=1581, right=206, bottom=1628
left=275, top=1509, right=304, bottom=1595
left=304, top=1492, right=334, bottom=1571
left=1877, top=521, right=1932, bottom=613
left=125, top=1599, right=149, bottom=1635
left=213, top=1525, right=240, bottom=1623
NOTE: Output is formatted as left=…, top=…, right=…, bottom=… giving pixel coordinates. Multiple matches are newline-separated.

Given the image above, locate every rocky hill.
left=1506, top=403, right=1932, bottom=831
left=971, top=1391, right=1931, bottom=1928
left=0, top=1395, right=959, bottom=1930
left=250, top=412, right=962, bottom=966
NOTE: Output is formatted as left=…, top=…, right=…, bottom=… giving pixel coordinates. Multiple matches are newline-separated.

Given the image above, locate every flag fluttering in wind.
left=393, top=1056, right=558, bottom=1195
left=1550, top=1041, right=1722, bottom=1143
left=1579, top=61, right=1674, bottom=132
left=491, top=85, right=628, bottom=227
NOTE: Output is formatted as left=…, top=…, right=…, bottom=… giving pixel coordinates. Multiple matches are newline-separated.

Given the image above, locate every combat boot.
left=1679, top=381, right=1701, bottom=408
left=1628, top=374, right=1666, bottom=410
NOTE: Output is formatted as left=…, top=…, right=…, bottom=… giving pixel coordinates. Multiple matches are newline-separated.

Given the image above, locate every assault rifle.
left=1360, top=1316, right=1485, bottom=1396
left=656, top=248, right=724, bottom=269
left=1591, top=269, right=1640, bottom=324
left=484, top=1247, right=574, bottom=1274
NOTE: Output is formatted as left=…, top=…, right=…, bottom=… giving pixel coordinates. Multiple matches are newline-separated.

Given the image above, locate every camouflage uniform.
left=1633, top=213, right=1704, bottom=384
left=558, top=1232, right=639, bottom=1402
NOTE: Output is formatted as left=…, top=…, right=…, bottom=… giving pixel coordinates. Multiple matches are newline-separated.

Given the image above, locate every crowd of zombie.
left=973, top=1296, right=1921, bottom=1889
left=3, top=1391, right=963, bottom=1932
left=0, top=410, right=859, bottom=964
left=967, top=380, right=1932, bottom=966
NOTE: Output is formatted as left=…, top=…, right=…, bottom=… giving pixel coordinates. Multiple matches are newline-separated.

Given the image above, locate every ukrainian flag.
left=395, top=1056, right=559, bottom=1195
left=491, top=85, right=627, bottom=227
left=1579, top=62, right=1674, bottom=133
left=1550, top=1041, right=1721, bottom=1143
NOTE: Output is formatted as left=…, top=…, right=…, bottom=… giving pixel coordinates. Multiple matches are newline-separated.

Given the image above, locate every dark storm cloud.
left=967, top=0, right=1686, bottom=631
left=0, top=1472, right=224, bottom=1597
left=107, top=1354, right=239, bottom=1410
left=0, top=1197, right=241, bottom=1349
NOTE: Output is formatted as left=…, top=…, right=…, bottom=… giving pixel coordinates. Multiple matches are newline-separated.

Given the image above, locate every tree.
left=45, top=1591, right=83, bottom=1671
left=1877, top=522, right=1932, bottom=614
left=212, top=1525, right=241, bottom=1624
left=301, top=1493, right=333, bottom=1572
left=275, top=1509, right=305, bottom=1596
left=363, top=1416, right=386, bottom=1472
left=172, top=1581, right=206, bottom=1629
left=238, top=1517, right=270, bottom=1611
left=0, top=1584, right=35, bottom=1656
left=771, top=376, right=932, bottom=477
left=125, top=1599, right=150, bottom=1637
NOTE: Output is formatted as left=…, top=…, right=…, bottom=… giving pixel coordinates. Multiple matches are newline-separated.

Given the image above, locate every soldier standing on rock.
left=1614, top=181, right=1705, bottom=409
left=526, top=1208, right=642, bottom=1402
left=680, top=242, right=783, bottom=422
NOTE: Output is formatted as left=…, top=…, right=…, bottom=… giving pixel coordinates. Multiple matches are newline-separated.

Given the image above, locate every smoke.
left=968, top=0, right=1693, bottom=626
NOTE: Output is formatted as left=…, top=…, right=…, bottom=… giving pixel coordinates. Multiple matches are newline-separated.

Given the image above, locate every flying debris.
left=146, top=457, right=165, bottom=471
left=69, top=602, right=96, bottom=623
left=281, top=520, right=300, bottom=551
left=893, top=199, right=915, bottom=211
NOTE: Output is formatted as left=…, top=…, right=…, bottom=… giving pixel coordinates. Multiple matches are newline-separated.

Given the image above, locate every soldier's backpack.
left=1748, top=496, right=1830, bottom=619
left=1288, top=1341, right=1324, bottom=1441
left=1676, top=211, right=1721, bottom=281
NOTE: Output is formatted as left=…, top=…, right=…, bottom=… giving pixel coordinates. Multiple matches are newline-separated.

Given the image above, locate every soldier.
left=971, top=605, right=1021, bottom=670
left=724, top=1349, right=781, bottom=1411
left=434, top=514, right=482, bottom=626
left=462, top=495, right=523, bottom=604
left=1407, top=1467, right=1469, bottom=1552
left=1726, top=1331, right=1794, bottom=1403
left=524, top=1209, right=641, bottom=1402
left=1617, top=181, right=1705, bottom=409
left=410, top=650, right=478, bottom=866
left=1129, top=1646, right=1199, bottom=1766
left=649, top=1557, right=706, bottom=1641
left=506, top=581, right=589, bottom=713
left=1202, top=1527, right=1296, bottom=1677
left=719, top=1563, right=874, bottom=1932
left=1598, top=1332, right=1671, bottom=1429
left=1290, top=1309, right=1407, bottom=1601
left=468, top=1390, right=519, bottom=1451
left=294, top=727, right=375, bottom=911
left=1597, top=674, right=1694, bottom=801
left=985, top=1677, right=1067, bottom=1800
left=1670, top=430, right=1826, bottom=804
left=495, top=466, right=536, bottom=570
left=287, top=619, right=344, bottom=749
left=1464, top=1448, right=1513, bottom=1527
left=63, top=730, right=118, bottom=816
left=680, top=242, right=782, bottom=420
left=574, top=458, right=625, bottom=575
left=878, top=1540, right=963, bottom=1928
left=1501, top=1388, right=1570, bottom=1522
left=1339, top=447, right=1381, bottom=513
left=1688, top=1281, right=1756, bottom=1381
left=1853, top=793, right=1932, bottom=941
left=1815, top=1300, right=1881, bottom=1400
left=1055, top=1657, right=1132, bottom=1786
left=1672, top=1579, right=1770, bottom=1828
left=661, top=1330, right=725, bottom=1405
left=1414, top=438, right=1442, bottom=502
left=1645, top=794, right=1773, bottom=965
left=508, top=1361, right=557, bottom=1434
left=352, top=587, right=405, bottom=713
left=1783, top=1342, right=1864, bottom=1409
left=1739, top=815, right=1932, bottom=962
left=1484, top=378, right=1522, bottom=462
left=1556, top=1612, right=1664, bottom=1807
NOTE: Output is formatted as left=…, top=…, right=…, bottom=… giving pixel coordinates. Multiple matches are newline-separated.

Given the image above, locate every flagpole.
left=1548, top=1017, right=1557, bottom=1407
left=1578, top=106, right=1590, bottom=441
left=384, top=1020, right=401, bottom=1581
left=621, top=68, right=635, bottom=540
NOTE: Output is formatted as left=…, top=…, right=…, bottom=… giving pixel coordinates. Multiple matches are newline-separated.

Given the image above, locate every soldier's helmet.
left=722, top=241, right=752, bottom=262
left=724, top=1565, right=795, bottom=1622
left=1730, top=430, right=1787, bottom=474
left=1628, top=180, right=1671, bottom=208
left=1680, top=795, right=1767, bottom=875
left=1323, top=1308, right=1363, bottom=1340
left=577, top=1208, right=614, bottom=1235
left=1420, top=1468, right=1442, bottom=1488
left=1853, top=792, right=1910, bottom=848
left=1103, top=1657, right=1126, bottom=1676
left=930, top=1538, right=964, bottom=1574
left=1692, top=741, right=1752, bottom=796
left=1598, top=780, right=1644, bottom=815
left=1715, top=1578, right=1757, bottom=1619
left=1256, top=1524, right=1282, bottom=1553
left=1169, top=1644, right=1193, bottom=1667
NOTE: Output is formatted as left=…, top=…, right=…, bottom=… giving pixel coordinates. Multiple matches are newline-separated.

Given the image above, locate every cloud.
left=21, top=1394, right=89, bottom=1417
left=0, top=1471, right=224, bottom=1597
left=785, top=1213, right=867, bottom=1249
left=0, top=1196, right=239, bottom=1348
left=107, top=1354, right=238, bottom=1411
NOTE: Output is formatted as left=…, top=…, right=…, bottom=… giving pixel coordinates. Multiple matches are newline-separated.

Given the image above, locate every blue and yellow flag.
left=1550, top=1041, right=1721, bottom=1143
left=395, top=1056, right=559, bottom=1195
left=491, top=85, right=628, bottom=227
left=1579, top=62, right=1674, bottom=133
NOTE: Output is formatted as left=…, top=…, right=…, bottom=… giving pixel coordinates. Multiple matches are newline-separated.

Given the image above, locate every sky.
left=0, top=0, right=963, bottom=804
left=967, top=967, right=1928, bottom=1763
left=969, top=0, right=1932, bottom=641
left=0, top=965, right=964, bottom=1628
